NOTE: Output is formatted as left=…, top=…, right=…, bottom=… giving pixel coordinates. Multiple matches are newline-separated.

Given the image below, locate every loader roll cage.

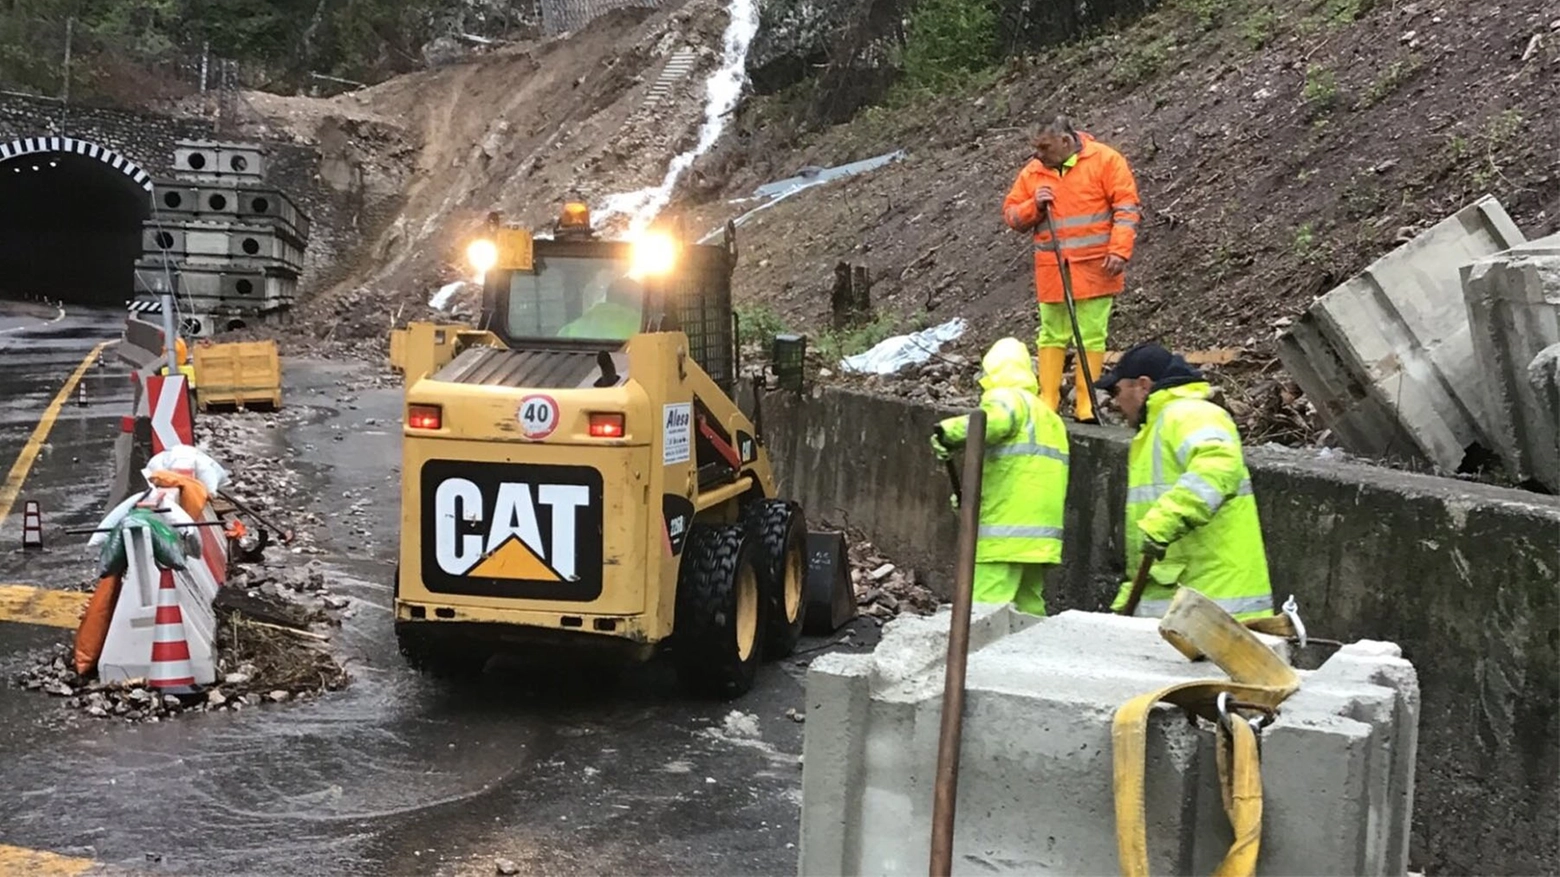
left=478, top=227, right=740, bottom=394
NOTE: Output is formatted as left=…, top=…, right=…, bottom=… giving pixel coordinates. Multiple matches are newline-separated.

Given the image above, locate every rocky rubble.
left=847, top=536, right=940, bottom=622
left=14, top=621, right=349, bottom=724
left=12, top=571, right=352, bottom=724
left=10, top=401, right=360, bottom=723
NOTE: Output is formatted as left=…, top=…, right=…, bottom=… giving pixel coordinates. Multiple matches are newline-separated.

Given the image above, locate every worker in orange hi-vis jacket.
left=1002, top=115, right=1142, bottom=423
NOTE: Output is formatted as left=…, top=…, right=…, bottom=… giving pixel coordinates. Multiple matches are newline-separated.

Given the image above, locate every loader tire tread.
left=395, top=623, right=489, bottom=682
left=742, top=498, right=807, bottom=658
left=674, top=524, right=764, bottom=699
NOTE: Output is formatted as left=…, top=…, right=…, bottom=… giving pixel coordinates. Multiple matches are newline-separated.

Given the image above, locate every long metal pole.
left=61, top=17, right=72, bottom=107
left=161, top=292, right=179, bottom=374
left=929, top=408, right=986, bottom=877
left=1043, top=210, right=1099, bottom=415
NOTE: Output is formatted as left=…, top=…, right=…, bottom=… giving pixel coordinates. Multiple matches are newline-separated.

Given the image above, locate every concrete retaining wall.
left=756, top=386, right=1560, bottom=875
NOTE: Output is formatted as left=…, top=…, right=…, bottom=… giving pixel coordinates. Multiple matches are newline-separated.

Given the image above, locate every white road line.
left=0, top=302, right=67, bottom=334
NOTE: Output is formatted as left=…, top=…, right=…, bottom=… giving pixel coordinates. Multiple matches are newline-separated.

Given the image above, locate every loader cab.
left=472, top=205, right=741, bottom=394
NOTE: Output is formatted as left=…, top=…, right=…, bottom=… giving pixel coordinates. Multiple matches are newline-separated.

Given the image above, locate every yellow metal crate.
left=192, top=340, right=282, bottom=411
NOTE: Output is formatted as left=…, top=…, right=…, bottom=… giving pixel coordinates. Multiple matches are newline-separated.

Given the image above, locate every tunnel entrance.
left=0, top=139, right=152, bottom=307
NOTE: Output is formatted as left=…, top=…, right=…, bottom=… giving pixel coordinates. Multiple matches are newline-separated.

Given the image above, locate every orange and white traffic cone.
left=21, top=500, right=43, bottom=550
left=148, top=569, right=199, bottom=694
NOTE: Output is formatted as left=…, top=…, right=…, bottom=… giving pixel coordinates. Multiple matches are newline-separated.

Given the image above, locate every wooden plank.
left=1102, top=348, right=1246, bottom=367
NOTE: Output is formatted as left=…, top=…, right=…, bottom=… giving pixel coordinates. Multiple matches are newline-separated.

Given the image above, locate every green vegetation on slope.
left=0, top=0, right=488, bottom=103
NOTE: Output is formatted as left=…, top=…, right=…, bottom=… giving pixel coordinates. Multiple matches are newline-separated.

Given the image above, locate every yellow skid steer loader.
left=391, top=205, right=853, bottom=698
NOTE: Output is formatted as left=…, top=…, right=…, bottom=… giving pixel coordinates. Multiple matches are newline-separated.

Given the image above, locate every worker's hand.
left=1103, top=254, right=1128, bottom=276
left=1141, top=535, right=1169, bottom=561
left=1034, top=186, right=1055, bottom=213
left=930, top=433, right=953, bottom=461
left=949, top=493, right=960, bottom=511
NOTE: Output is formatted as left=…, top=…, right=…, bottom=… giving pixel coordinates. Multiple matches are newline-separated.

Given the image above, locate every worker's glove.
left=949, top=493, right=960, bottom=512
left=929, top=432, right=953, bottom=461
left=1141, top=536, right=1170, bottom=562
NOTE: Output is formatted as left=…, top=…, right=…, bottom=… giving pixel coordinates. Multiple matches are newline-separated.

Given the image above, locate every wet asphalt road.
left=0, top=308, right=879, bottom=876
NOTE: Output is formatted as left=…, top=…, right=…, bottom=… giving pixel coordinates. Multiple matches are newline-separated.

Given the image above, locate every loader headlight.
left=629, top=230, right=678, bottom=278
left=466, top=238, right=498, bottom=275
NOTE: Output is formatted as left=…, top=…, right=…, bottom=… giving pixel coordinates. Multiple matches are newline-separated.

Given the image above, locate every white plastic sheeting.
left=142, top=445, right=229, bottom=494
left=430, top=280, right=466, bottom=310
left=839, top=318, right=967, bottom=375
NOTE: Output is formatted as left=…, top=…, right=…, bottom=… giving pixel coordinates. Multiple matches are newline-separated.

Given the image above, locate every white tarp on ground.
left=839, top=318, right=966, bottom=375
left=430, top=280, right=465, bottom=310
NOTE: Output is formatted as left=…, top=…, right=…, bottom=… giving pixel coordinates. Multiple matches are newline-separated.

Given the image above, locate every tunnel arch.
left=0, top=136, right=154, bottom=191
left=0, top=136, right=154, bottom=306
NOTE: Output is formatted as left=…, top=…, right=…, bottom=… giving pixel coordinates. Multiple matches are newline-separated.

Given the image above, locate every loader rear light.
left=589, top=413, right=624, bottom=438
left=408, top=404, right=443, bottom=430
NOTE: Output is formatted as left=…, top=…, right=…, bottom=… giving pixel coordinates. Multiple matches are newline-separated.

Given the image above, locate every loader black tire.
left=395, top=623, right=490, bottom=681
left=674, top=524, right=765, bottom=699
left=743, top=498, right=807, bottom=658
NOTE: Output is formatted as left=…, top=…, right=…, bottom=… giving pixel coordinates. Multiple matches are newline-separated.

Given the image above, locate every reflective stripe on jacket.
left=1001, top=133, right=1141, bottom=304
left=1112, top=382, right=1273, bottom=620
left=938, top=340, right=1069, bottom=565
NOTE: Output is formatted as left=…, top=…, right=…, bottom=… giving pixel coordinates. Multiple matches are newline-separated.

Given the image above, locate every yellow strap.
left=1112, top=587, right=1300, bottom=877
left=1213, top=718, right=1262, bottom=877
left=1242, top=613, right=1296, bottom=639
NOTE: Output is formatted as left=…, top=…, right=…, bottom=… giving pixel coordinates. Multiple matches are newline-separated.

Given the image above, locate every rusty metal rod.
left=929, top=408, right=986, bottom=877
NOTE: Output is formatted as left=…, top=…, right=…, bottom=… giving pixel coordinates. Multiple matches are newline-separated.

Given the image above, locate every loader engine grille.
left=434, top=346, right=604, bottom=389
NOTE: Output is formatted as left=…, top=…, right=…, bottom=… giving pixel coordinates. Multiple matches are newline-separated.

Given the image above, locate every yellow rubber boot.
left=1075, top=350, right=1107, bottom=422
left=1037, top=347, right=1066, bottom=411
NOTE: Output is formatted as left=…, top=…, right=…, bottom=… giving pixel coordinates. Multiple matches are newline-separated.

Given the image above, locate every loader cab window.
left=504, top=254, right=646, bottom=342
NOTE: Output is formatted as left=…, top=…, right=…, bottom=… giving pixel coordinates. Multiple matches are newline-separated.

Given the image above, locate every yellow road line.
left=0, top=843, right=99, bottom=875
left=0, top=584, right=92, bottom=629
left=0, top=339, right=113, bottom=528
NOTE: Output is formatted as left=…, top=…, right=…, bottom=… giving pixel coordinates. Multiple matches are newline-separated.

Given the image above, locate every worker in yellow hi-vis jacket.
left=1096, top=342, right=1273, bottom=621
left=929, top=337, right=1069, bottom=616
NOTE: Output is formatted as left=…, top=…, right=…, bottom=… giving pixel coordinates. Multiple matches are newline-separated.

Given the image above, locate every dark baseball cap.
left=1096, top=342, right=1200, bottom=392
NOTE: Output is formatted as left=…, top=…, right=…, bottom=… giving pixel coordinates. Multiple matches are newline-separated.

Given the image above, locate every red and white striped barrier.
left=146, top=374, right=194, bottom=454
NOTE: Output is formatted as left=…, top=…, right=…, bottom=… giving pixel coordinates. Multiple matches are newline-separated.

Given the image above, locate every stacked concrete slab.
left=800, top=607, right=1419, bottom=876
left=1459, top=233, right=1560, bottom=492
left=132, top=140, right=311, bottom=338
left=1277, top=195, right=1525, bottom=472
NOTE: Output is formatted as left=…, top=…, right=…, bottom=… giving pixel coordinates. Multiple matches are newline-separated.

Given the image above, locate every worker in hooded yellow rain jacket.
left=1095, top=342, right=1274, bottom=621
left=930, top=337, right=1069, bottom=616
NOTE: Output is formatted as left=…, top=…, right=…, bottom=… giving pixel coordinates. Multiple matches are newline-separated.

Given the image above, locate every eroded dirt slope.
left=699, top=0, right=1559, bottom=380
left=235, top=0, right=737, bottom=351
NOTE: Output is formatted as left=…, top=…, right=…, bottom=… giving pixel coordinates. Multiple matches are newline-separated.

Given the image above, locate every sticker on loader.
left=517, top=394, right=561, bottom=440
left=663, top=403, right=692, bottom=465
left=421, top=460, right=603, bottom=600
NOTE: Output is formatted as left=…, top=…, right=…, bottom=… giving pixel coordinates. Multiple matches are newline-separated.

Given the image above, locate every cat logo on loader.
left=391, top=205, right=856, bottom=698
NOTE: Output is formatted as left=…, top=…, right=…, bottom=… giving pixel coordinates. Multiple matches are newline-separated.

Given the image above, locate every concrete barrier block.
left=1459, top=234, right=1560, bottom=491
left=801, top=610, right=1416, bottom=876
left=1277, top=195, right=1526, bottom=472
left=1311, top=641, right=1422, bottom=877
left=801, top=651, right=876, bottom=877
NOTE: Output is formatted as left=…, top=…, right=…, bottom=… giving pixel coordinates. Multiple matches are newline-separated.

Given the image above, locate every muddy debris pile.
left=848, top=538, right=940, bottom=622
left=13, top=589, right=349, bottom=724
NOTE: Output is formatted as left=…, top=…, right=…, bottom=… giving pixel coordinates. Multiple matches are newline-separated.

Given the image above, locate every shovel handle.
left=217, top=490, right=296, bottom=544
left=1117, top=553, right=1155, bottom=616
